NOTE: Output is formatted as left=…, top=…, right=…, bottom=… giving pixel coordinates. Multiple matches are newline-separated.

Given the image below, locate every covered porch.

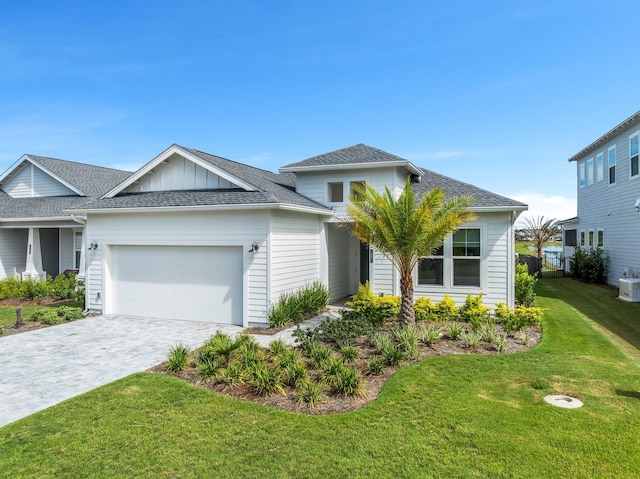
left=0, top=222, right=85, bottom=281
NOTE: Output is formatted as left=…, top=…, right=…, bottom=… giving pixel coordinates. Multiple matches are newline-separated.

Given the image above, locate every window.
left=588, top=230, right=594, bottom=248
left=452, top=228, right=481, bottom=287
left=597, top=229, right=604, bottom=248
left=579, top=163, right=585, bottom=188
left=587, top=158, right=594, bottom=185
left=608, top=146, right=616, bottom=185
left=630, top=133, right=639, bottom=178
left=596, top=153, right=604, bottom=181
left=74, top=231, right=83, bottom=269
left=418, top=244, right=444, bottom=286
left=349, top=181, right=366, bottom=201
left=328, top=182, right=343, bottom=202
left=580, top=230, right=585, bottom=246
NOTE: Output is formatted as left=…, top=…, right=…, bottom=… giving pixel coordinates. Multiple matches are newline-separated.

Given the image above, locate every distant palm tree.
left=347, top=177, right=475, bottom=325
left=520, top=216, right=560, bottom=259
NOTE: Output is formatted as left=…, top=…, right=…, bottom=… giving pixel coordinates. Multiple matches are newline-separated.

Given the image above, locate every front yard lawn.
left=0, top=301, right=83, bottom=330
left=1, top=279, right=639, bottom=478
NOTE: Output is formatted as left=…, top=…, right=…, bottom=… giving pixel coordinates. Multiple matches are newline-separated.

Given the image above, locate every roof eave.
left=64, top=203, right=334, bottom=216
left=568, top=110, right=640, bottom=162
left=472, top=205, right=528, bottom=213
left=279, top=160, right=423, bottom=176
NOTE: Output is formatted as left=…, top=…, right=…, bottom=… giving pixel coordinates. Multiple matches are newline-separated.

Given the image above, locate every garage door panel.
left=109, top=246, right=242, bottom=325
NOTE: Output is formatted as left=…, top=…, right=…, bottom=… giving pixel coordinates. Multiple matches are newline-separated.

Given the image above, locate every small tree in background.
left=520, top=215, right=560, bottom=259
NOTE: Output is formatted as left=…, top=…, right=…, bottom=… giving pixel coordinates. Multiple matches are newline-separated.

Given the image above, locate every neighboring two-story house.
left=1, top=143, right=527, bottom=326
left=563, top=110, right=640, bottom=286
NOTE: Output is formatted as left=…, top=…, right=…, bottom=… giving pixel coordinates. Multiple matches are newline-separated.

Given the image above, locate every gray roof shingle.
left=280, top=143, right=415, bottom=170
left=26, top=155, right=132, bottom=198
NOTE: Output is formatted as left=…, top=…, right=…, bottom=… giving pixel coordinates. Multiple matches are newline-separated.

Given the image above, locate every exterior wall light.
left=89, top=240, right=99, bottom=250
left=635, top=199, right=640, bottom=213
left=249, top=242, right=260, bottom=253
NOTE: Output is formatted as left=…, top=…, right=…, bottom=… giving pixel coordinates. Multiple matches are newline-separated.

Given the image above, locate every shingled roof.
left=26, top=155, right=132, bottom=198
left=68, top=146, right=332, bottom=212
left=0, top=156, right=132, bottom=219
left=415, top=168, right=527, bottom=210
left=280, top=143, right=422, bottom=174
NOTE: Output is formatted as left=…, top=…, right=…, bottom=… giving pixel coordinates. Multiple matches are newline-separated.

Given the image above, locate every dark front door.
left=359, top=242, right=370, bottom=285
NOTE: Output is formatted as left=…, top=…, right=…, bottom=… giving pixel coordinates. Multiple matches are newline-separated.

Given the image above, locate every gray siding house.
left=563, top=110, right=640, bottom=286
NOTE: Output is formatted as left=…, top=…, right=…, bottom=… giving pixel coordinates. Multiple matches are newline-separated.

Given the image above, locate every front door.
left=359, top=242, right=370, bottom=285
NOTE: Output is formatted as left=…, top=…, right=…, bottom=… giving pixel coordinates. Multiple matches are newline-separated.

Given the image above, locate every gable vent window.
left=630, top=133, right=639, bottom=178
left=328, top=182, right=344, bottom=202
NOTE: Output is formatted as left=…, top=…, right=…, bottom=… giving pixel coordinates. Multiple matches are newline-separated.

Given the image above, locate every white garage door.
left=109, top=245, right=243, bottom=325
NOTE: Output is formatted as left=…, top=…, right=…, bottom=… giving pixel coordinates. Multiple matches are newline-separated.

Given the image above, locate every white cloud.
left=506, top=192, right=577, bottom=227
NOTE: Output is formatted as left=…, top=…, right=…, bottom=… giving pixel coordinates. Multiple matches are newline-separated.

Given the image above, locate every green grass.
left=516, top=240, right=561, bottom=256
left=1, top=280, right=640, bottom=477
left=0, top=302, right=83, bottom=328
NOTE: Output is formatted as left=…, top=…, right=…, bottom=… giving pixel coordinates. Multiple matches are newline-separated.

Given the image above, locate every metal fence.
left=518, top=253, right=566, bottom=278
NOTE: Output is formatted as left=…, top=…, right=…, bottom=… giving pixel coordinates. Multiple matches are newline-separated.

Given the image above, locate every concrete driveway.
left=0, top=315, right=244, bottom=428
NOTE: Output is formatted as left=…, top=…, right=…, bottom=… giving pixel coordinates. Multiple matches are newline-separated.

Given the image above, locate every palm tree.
left=520, top=216, right=560, bottom=260
left=347, top=177, right=476, bottom=325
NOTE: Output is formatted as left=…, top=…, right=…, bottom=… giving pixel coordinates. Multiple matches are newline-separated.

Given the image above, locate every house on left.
left=0, top=155, right=131, bottom=280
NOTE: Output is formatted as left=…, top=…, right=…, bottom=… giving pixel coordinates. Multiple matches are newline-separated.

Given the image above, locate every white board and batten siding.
left=269, top=211, right=322, bottom=301
left=84, top=210, right=269, bottom=326
left=3, top=163, right=77, bottom=198
left=124, top=154, right=235, bottom=193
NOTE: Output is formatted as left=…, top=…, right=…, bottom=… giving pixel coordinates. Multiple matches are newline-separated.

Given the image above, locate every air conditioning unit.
left=618, top=278, right=640, bottom=303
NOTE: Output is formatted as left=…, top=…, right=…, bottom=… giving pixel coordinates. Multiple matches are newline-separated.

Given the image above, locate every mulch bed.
left=151, top=323, right=541, bottom=415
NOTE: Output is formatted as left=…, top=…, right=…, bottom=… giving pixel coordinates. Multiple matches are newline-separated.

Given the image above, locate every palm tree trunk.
left=400, top=268, right=415, bottom=325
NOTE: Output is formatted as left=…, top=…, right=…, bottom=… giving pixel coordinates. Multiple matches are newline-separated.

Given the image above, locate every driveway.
left=0, top=315, right=244, bottom=428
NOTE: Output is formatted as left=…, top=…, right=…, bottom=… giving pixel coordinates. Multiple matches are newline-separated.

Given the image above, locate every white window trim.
left=608, top=145, right=617, bottom=186
left=629, top=130, right=640, bottom=179
left=326, top=181, right=344, bottom=204
left=416, top=245, right=445, bottom=288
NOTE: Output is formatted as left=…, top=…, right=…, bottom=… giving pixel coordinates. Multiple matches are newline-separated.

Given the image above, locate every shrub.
left=414, top=296, right=434, bottom=322
left=515, top=263, right=538, bottom=307
left=419, top=323, right=442, bottom=346
left=382, top=345, right=405, bottom=366
left=50, top=273, right=79, bottom=300
left=500, top=305, right=543, bottom=333
left=268, top=339, right=289, bottom=356
left=215, top=361, right=246, bottom=388
left=267, top=281, right=331, bottom=327
left=461, top=331, right=482, bottom=348
left=446, top=323, right=464, bottom=340
left=308, top=343, right=333, bottom=368
left=295, top=381, right=324, bottom=407
left=475, top=322, right=497, bottom=343
left=345, top=282, right=400, bottom=322
left=197, top=357, right=221, bottom=379
left=570, top=246, right=607, bottom=284
left=0, top=273, right=83, bottom=301
left=493, top=302, right=512, bottom=323
left=495, top=333, right=507, bottom=352
left=367, top=357, right=385, bottom=375
left=333, top=366, right=364, bottom=397
left=202, top=331, right=238, bottom=362
left=394, top=324, right=420, bottom=360
left=321, top=357, right=347, bottom=387
left=281, top=362, right=308, bottom=388
left=432, top=295, right=458, bottom=322
left=317, top=310, right=376, bottom=347
left=292, top=326, right=319, bottom=353
left=57, top=306, right=85, bottom=321
left=31, top=309, right=62, bottom=325
left=249, top=363, right=286, bottom=397
left=372, top=331, right=394, bottom=356
left=459, top=294, right=490, bottom=327
left=166, top=344, right=191, bottom=372
left=339, top=345, right=359, bottom=362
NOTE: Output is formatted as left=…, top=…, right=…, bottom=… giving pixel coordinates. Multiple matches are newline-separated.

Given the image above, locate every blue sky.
left=1, top=1, right=638, bottom=223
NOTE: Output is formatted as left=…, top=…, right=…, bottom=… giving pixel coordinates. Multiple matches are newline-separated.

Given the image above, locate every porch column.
left=23, top=227, right=46, bottom=280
